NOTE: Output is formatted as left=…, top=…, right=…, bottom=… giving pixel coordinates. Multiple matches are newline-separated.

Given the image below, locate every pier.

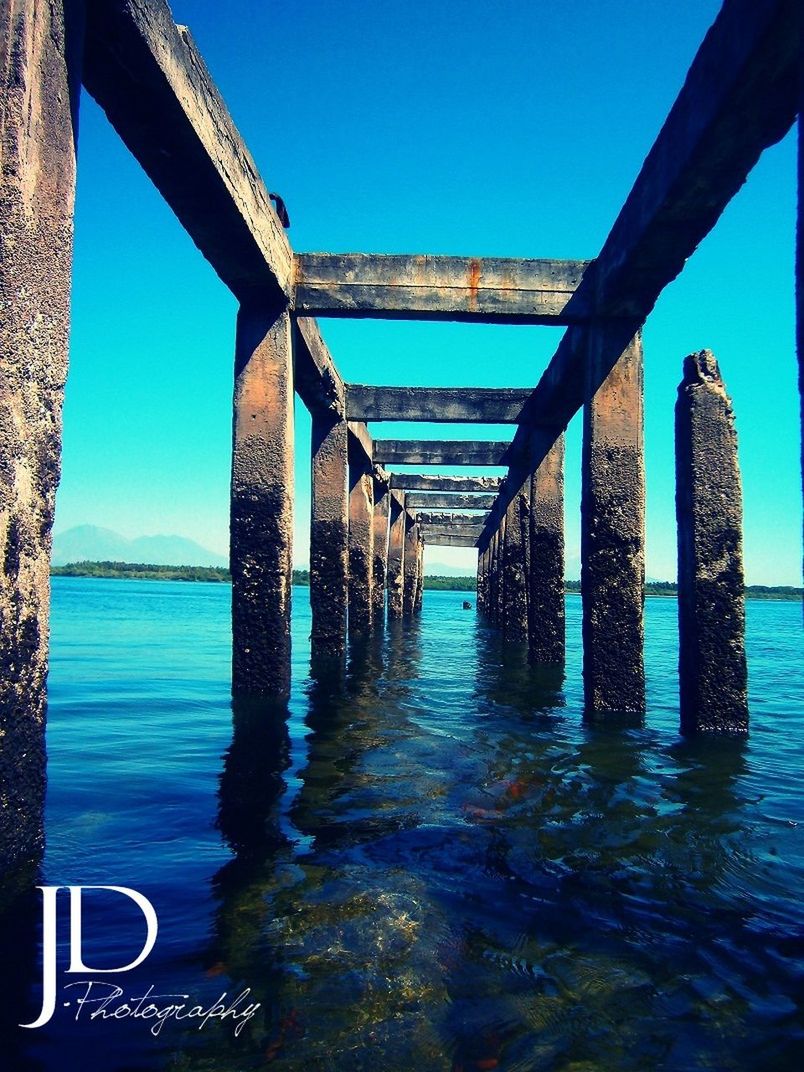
left=0, top=0, right=801, bottom=875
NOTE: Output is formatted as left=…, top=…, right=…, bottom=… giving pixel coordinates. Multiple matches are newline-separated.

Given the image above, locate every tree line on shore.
left=50, top=561, right=801, bottom=600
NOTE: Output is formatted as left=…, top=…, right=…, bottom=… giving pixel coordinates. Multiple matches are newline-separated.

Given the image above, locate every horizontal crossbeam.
left=345, top=385, right=531, bottom=423
left=405, top=493, right=496, bottom=510
left=421, top=534, right=480, bottom=548
left=416, top=511, right=491, bottom=527
left=374, top=440, right=510, bottom=466
left=389, top=474, right=503, bottom=493
left=294, top=253, right=593, bottom=324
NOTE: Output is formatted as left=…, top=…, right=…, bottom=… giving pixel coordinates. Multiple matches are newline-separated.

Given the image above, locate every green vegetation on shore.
left=50, top=561, right=802, bottom=601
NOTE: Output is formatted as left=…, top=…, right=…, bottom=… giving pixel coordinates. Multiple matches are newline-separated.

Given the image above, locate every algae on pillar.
left=371, top=470, right=390, bottom=622
left=581, top=327, right=645, bottom=717
left=529, top=433, right=565, bottom=664
left=310, top=411, right=349, bottom=653
left=387, top=491, right=405, bottom=618
left=0, top=0, right=84, bottom=875
left=231, top=302, right=295, bottom=696
left=348, top=438, right=374, bottom=635
left=675, top=350, right=747, bottom=734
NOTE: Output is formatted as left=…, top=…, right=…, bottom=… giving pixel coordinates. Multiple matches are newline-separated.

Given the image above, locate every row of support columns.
left=480, top=330, right=749, bottom=734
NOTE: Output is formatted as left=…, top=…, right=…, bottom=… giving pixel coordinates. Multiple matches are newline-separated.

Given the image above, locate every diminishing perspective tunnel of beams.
left=0, top=0, right=800, bottom=881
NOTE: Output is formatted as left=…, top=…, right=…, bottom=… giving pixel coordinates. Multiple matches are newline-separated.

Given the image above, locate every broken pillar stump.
left=676, top=350, right=748, bottom=734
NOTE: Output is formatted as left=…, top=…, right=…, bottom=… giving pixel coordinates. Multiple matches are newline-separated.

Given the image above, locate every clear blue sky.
left=58, top=0, right=801, bottom=584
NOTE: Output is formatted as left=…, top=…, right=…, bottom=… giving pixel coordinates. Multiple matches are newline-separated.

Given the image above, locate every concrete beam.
left=294, top=317, right=345, bottom=418
left=231, top=303, right=294, bottom=696
left=83, top=0, right=293, bottom=302
left=390, top=474, right=503, bottom=493
left=405, top=493, right=497, bottom=511
left=374, top=440, right=511, bottom=467
left=0, top=0, right=83, bottom=875
left=346, top=385, right=531, bottom=423
left=485, top=0, right=798, bottom=533
left=416, top=511, right=491, bottom=527
left=676, top=351, right=747, bottom=734
left=422, top=534, right=479, bottom=548
left=294, top=253, right=593, bottom=324
left=347, top=421, right=373, bottom=465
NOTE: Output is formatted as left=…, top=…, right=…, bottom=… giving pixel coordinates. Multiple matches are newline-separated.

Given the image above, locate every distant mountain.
left=52, top=525, right=228, bottom=568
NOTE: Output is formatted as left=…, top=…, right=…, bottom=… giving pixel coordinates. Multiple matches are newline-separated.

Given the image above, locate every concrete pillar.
left=581, top=328, right=645, bottom=717
left=414, top=531, right=424, bottom=612
left=676, top=350, right=748, bottom=734
left=348, top=440, right=374, bottom=634
left=231, top=303, right=294, bottom=696
left=387, top=492, right=405, bottom=618
left=0, top=0, right=84, bottom=874
left=477, top=547, right=488, bottom=614
left=403, top=512, right=417, bottom=615
left=310, top=411, right=348, bottom=653
left=371, top=471, right=390, bottom=622
left=489, top=528, right=501, bottom=626
left=529, top=433, right=565, bottom=664
left=503, top=490, right=529, bottom=642
left=798, top=53, right=804, bottom=586
left=497, top=517, right=507, bottom=627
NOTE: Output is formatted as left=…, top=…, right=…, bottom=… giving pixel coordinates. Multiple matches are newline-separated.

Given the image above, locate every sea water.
left=6, top=578, right=804, bottom=1070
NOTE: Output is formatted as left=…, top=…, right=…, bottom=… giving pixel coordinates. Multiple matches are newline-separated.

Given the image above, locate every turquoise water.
left=4, top=578, right=804, bottom=1070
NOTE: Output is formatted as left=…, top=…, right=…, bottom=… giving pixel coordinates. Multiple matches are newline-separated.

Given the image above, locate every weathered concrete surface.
left=416, top=511, right=490, bottom=528
left=374, top=440, right=510, bottom=466
left=0, top=0, right=84, bottom=874
left=346, top=385, right=531, bottom=423
left=676, top=351, right=748, bottom=734
left=310, top=412, right=348, bottom=653
left=405, top=492, right=496, bottom=511
left=390, top=474, right=502, bottom=493
left=231, top=304, right=295, bottom=696
left=387, top=492, right=405, bottom=618
left=403, top=514, right=418, bottom=615
left=503, top=492, right=529, bottom=643
left=477, top=548, right=488, bottom=614
left=581, top=329, right=645, bottom=717
left=295, top=317, right=346, bottom=418
left=371, top=471, right=390, bottom=621
left=83, top=0, right=293, bottom=301
left=294, top=253, right=593, bottom=324
left=529, top=434, right=565, bottom=664
left=348, top=440, right=374, bottom=634
left=484, top=0, right=798, bottom=513
left=419, top=533, right=479, bottom=548
left=414, top=532, right=424, bottom=612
